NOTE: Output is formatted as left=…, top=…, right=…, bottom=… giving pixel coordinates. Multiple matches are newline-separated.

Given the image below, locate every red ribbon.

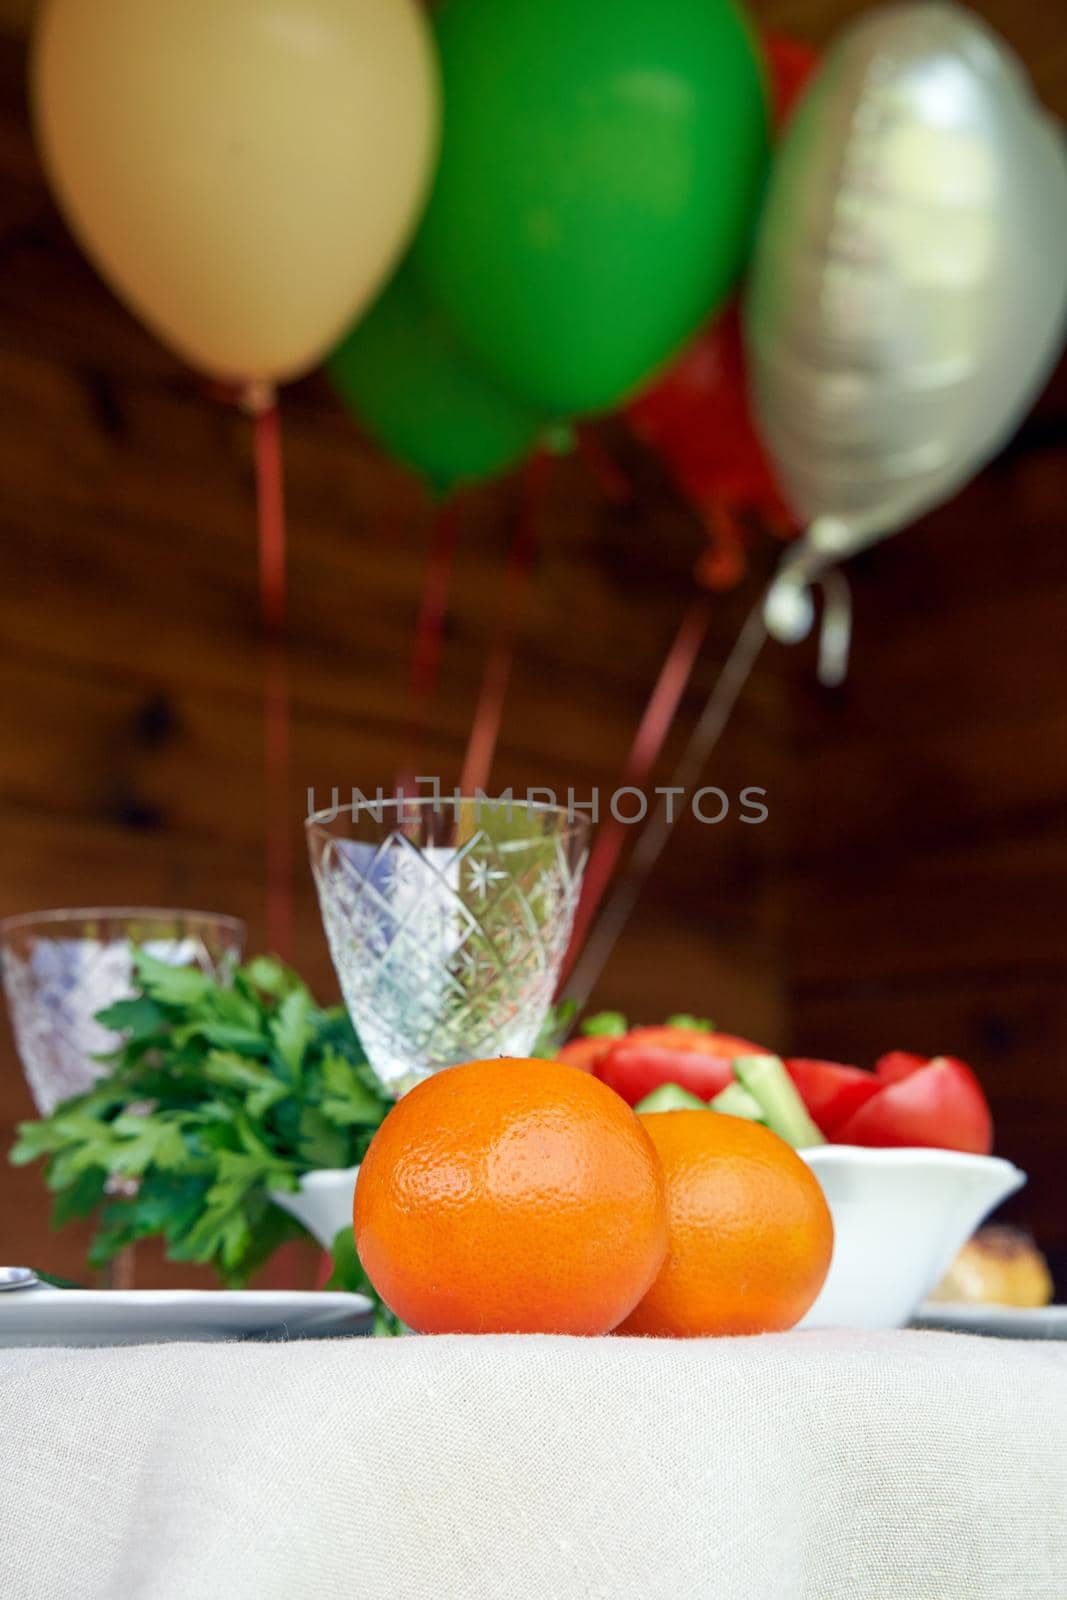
left=397, top=499, right=463, bottom=794
left=251, top=393, right=293, bottom=960
left=562, top=596, right=711, bottom=978
left=575, top=426, right=632, bottom=505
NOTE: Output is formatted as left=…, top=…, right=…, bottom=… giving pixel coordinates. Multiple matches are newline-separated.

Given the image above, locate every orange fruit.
left=617, top=1112, right=833, bottom=1338
left=353, top=1057, right=668, bottom=1335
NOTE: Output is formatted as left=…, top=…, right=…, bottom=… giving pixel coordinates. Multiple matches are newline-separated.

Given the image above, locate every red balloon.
left=625, top=33, right=818, bottom=589
left=764, top=31, right=819, bottom=128
left=627, top=305, right=794, bottom=587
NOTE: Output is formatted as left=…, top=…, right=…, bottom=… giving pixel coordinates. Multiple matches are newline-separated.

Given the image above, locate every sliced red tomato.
left=594, top=1043, right=737, bottom=1106
left=557, top=1036, right=613, bottom=1073
left=834, top=1056, right=993, bottom=1155
left=874, top=1051, right=928, bottom=1085
left=621, top=1026, right=764, bottom=1057
left=784, top=1058, right=881, bottom=1138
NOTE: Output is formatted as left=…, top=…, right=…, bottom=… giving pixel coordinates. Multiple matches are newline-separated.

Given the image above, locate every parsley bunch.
left=10, top=951, right=392, bottom=1288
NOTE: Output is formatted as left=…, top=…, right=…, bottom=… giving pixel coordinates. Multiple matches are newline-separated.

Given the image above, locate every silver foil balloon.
left=748, top=3, right=1067, bottom=642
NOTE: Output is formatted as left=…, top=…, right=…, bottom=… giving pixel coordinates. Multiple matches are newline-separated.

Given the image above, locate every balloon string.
left=562, top=599, right=769, bottom=1017
left=250, top=389, right=293, bottom=960
left=459, top=451, right=550, bottom=796
left=397, top=498, right=463, bottom=793
left=562, top=595, right=712, bottom=977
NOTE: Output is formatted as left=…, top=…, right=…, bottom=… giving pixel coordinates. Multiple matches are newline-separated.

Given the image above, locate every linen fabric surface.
left=1, top=1329, right=1064, bottom=1600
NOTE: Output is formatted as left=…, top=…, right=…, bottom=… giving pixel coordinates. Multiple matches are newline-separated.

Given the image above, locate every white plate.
left=0, top=1286, right=373, bottom=1348
left=914, top=1301, right=1067, bottom=1340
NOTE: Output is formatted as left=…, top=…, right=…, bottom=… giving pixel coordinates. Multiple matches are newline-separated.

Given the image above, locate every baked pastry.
left=929, top=1225, right=1054, bottom=1308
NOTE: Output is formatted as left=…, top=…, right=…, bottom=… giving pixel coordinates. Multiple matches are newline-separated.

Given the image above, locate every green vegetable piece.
left=318, top=1049, right=391, bottom=1127
left=106, top=1112, right=190, bottom=1176
left=531, top=998, right=577, bottom=1058
left=29, top=1268, right=87, bottom=1290
left=634, top=1082, right=708, bottom=1113
left=580, top=1011, right=628, bottom=1038
left=171, top=1022, right=268, bottom=1055
left=133, top=949, right=216, bottom=1008
left=50, top=1167, right=108, bottom=1226
left=10, top=947, right=394, bottom=1288
left=324, top=1226, right=364, bottom=1293
left=93, top=996, right=168, bottom=1039
left=732, top=1055, right=825, bottom=1149
left=665, top=1014, right=715, bottom=1033
left=203, top=984, right=262, bottom=1030
left=271, top=987, right=314, bottom=1079
left=200, top=1051, right=287, bottom=1119
left=240, top=955, right=303, bottom=999
left=708, top=1083, right=764, bottom=1122
left=326, top=1227, right=401, bottom=1336
left=295, top=1105, right=351, bottom=1171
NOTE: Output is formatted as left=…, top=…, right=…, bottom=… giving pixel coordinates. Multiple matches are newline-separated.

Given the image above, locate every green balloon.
left=413, top=0, right=770, bottom=417
left=328, top=264, right=544, bottom=495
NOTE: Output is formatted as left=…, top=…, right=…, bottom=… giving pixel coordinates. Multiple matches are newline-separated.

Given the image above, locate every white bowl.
left=270, top=1165, right=361, bottom=1252
left=272, top=1147, right=1026, bottom=1332
left=799, top=1146, right=1025, bottom=1330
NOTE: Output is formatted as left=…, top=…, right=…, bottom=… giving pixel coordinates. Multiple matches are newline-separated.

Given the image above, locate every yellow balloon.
left=33, top=0, right=440, bottom=384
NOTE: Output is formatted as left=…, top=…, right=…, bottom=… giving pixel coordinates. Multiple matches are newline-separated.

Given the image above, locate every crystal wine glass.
left=306, top=798, right=589, bottom=1094
left=0, top=908, right=246, bottom=1114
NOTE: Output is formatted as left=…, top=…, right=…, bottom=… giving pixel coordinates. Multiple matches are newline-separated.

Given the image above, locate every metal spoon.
left=0, top=1267, right=39, bottom=1292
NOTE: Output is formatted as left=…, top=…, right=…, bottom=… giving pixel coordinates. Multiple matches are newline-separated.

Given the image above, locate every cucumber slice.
left=732, top=1055, right=825, bottom=1148
left=581, top=1011, right=628, bottom=1038
left=708, top=1083, right=764, bottom=1122
left=634, top=1082, right=708, bottom=1113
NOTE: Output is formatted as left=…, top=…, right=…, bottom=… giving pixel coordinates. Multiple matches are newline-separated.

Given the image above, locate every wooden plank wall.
left=1, top=0, right=1066, bottom=1288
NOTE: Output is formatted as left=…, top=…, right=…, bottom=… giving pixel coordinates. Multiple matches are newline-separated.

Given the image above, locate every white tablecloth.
left=2, top=1330, right=1065, bottom=1599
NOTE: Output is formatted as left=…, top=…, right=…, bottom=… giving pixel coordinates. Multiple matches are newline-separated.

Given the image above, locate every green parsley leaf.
left=271, top=987, right=314, bottom=1079
left=50, top=1166, right=108, bottom=1226
left=171, top=1021, right=269, bottom=1055
left=200, top=1051, right=288, bottom=1119
left=105, top=1112, right=191, bottom=1177
left=134, top=949, right=216, bottom=1008
left=93, top=996, right=168, bottom=1039
left=318, top=1048, right=391, bottom=1127
left=295, top=1106, right=351, bottom=1171
left=239, top=955, right=302, bottom=999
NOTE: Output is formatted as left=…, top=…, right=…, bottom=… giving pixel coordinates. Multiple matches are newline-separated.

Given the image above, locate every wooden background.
left=1, top=0, right=1065, bottom=1290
